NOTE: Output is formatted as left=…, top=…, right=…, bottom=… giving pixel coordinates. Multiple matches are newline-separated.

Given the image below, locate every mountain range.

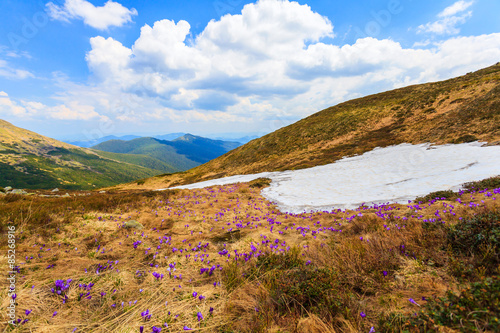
left=91, top=134, right=241, bottom=173
left=0, top=123, right=241, bottom=189
left=64, top=133, right=186, bottom=148
left=64, top=132, right=257, bottom=148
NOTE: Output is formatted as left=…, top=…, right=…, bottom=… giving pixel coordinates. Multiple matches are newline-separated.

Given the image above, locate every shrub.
left=447, top=210, right=500, bottom=257
left=454, top=134, right=478, bottom=143
left=268, top=266, right=340, bottom=317
left=414, top=190, right=457, bottom=203
left=407, top=276, right=500, bottom=332
left=447, top=210, right=500, bottom=275
left=463, top=176, right=500, bottom=192
left=248, top=178, right=272, bottom=188
left=379, top=277, right=500, bottom=332
left=244, top=250, right=342, bottom=319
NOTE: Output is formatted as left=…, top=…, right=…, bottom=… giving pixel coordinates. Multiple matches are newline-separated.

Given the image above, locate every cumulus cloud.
left=46, top=0, right=137, bottom=30
left=417, top=1, right=474, bottom=35
left=48, top=0, right=498, bottom=131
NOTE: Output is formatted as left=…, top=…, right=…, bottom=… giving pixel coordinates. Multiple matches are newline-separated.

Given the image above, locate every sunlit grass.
left=1, top=178, right=499, bottom=332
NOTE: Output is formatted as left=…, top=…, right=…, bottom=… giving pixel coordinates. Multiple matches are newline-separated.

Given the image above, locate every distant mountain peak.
left=174, top=133, right=198, bottom=141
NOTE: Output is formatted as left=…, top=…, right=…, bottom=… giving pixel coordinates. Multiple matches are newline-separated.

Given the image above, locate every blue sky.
left=0, top=0, right=499, bottom=141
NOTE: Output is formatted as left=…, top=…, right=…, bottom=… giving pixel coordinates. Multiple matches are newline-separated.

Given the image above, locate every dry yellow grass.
left=1, top=179, right=499, bottom=332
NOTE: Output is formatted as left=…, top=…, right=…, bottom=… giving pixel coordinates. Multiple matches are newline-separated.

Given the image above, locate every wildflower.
left=52, top=311, right=57, bottom=317
left=152, top=327, right=162, bottom=333
left=140, top=326, right=144, bottom=333
left=369, top=327, right=375, bottom=333
left=183, top=326, right=192, bottom=330
left=197, top=311, right=203, bottom=321
left=383, top=270, right=388, bottom=277
left=360, top=311, right=366, bottom=318
left=409, top=298, right=420, bottom=306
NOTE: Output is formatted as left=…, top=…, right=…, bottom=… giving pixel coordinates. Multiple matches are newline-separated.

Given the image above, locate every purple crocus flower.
left=197, top=311, right=203, bottom=321
left=409, top=298, right=420, bottom=306
left=360, top=312, right=366, bottom=318
left=140, top=326, right=144, bottom=333
left=183, top=326, right=192, bottom=331
left=152, top=326, right=162, bottom=333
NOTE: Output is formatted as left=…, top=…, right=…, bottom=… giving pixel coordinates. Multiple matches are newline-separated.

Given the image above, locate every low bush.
left=379, top=277, right=500, bottom=332
left=414, top=190, right=457, bottom=203
left=248, top=178, right=272, bottom=188
left=463, top=176, right=500, bottom=192
left=268, top=266, right=340, bottom=317
left=408, top=276, right=500, bottom=332
left=447, top=210, right=500, bottom=274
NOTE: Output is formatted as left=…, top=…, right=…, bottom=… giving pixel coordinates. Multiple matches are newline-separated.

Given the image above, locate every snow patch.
left=164, top=143, right=500, bottom=213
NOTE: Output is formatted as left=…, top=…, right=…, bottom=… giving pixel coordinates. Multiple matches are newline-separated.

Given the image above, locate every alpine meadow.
left=1, top=1, right=500, bottom=332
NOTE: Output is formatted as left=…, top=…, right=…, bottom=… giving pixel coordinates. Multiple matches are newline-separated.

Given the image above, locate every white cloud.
left=417, top=1, right=474, bottom=35
left=0, top=91, right=102, bottom=121
left=438, top=0, right=474, bottom=18
left=46, top=0, right=137, bottom=30
left=47, top=102, right=101, bottom=120
left=0, top=59, right=33, bottom=79
left=0, top=92, right=29, bottom=116
left=27, top=0, right=498, bottom=133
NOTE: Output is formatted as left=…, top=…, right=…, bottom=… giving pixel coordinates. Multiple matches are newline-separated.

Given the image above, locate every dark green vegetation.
left=91, top=134, right=240, bottom=171
left=405, top=277, right=500, bottom=333
left=0, top=120, right=240, bottom=190
left=0, top=120, right=163, bottom=189
left=414, top=176, right=500, bottom=203
left=379, top=209, right=500, bottom=332
left=0, top=148, right=160, bottom=190
left=154, top=63, right=500, bottom=188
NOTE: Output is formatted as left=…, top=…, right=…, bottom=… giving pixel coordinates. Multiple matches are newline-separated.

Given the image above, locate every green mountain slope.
left=92, top=150, right=178, bottom=174
left=0, top=120, right=162, bottom=190
left=141, top=62, right=500, bottom=189
left=92, top=135, right=240, bottom=171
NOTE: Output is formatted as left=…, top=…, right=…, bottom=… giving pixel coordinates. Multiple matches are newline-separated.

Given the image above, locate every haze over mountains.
left=64, top=133, right=257, bottom=148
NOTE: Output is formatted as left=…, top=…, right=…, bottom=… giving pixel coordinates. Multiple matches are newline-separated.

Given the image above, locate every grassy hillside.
left=134, top=63, right=500, bottom=189
left=0, top=120, right=163, bottom=190
left=92, top=135, right=241, bottom=172
left=93, top=150, right=178, bottom=174
left=2, top=177, right=499, bottom=332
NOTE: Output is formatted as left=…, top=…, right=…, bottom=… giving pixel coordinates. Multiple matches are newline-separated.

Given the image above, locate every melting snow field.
left=167, top=143, right=500, bottom=213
